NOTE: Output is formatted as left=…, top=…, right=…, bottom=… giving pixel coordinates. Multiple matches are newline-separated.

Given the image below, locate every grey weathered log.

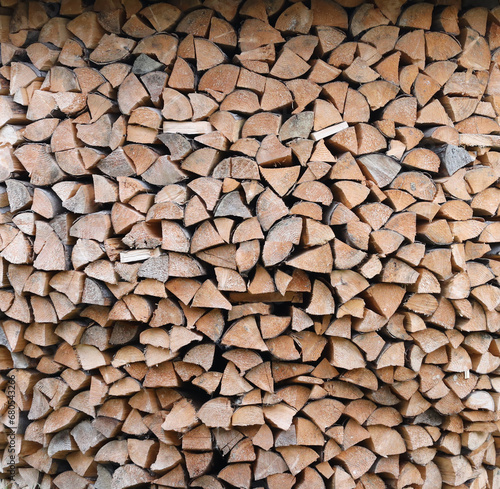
left=279, top=112, right=314, bottom=141
left=157, top=133, right=192, bottom=161
left=132, top=54, right=164, bottom=76
left=433, top=144, right=475, bottom=176
left=138, top=255, right=169, bottom=282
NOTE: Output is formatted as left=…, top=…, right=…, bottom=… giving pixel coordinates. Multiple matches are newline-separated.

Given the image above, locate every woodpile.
left=1, top=0, right=500, bottom=488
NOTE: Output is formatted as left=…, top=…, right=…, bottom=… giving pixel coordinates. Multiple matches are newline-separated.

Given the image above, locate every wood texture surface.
left=0, top=1, right=500, bottom=488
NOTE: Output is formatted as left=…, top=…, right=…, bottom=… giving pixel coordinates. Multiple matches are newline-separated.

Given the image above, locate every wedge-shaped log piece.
left=260, top=166, right=300, bottom=197
left=366, top=425, right=406, bottom=457
left=425, top=31, right=461, bottom=60
left=70, top=212, right=112, bottom=242
left=391, top=172, right=437, bottom=201
left=215, top=191, right=252, bottom=219
left=279, top=112, right=313, bottom=141
left=418, top=220, right=454, bottom=246
left=412, top=328, right=449, bottom=354
left=255, top=189, right=289, bottom=232
left=458, top=27, right=490, bottom=71
left=381, top=258, right=418, bottom=284
left=0, top=96, right=27, bottom=128
left=433, top=144, right=474, bottom=176
left=383, top=96, right=417, bottom=126
left=275, top=2, right=313, bottom=34
left=332, top=181, right=370, bottom=209
left=262, top=216, right=302, bottom=267
left=192, top=279, right=231, bottom=310
left=306, top=280, right=335, bottom=315
left=15, top=144, right=66, bottom=186
left=118, top=73, right=149, bottom=116
left=364, top=283, right=405, bottom=318
left=287, top=244, right=333, bottom=274
left=276, top=446, right=318, bottom=476
left=191, top=221, right=224, bottom=254
left=328, top=337, right=365, bottom=369
left=89, top=34, right=136, bottom=64
left=197, top=397, right=233, bottom=429
left=335, top=446, right=376, bottom=479
left=471, top=284, right=500, bottom=311
left=222, top=316, right=267, bottom=351
left=257, top=137, right=292, bottom=169
left=199, top=64, right=240, bottom=100
left=238, top=19, right=284, bottom=52
left=162, top=88, right=192, bottom=121
left=194, top=37, right=226, bottom=71
left=263, top=403, right=296, bottom=431
left=402, top=148, right=440, bottom=173
left=303, top=219, right=334, bottom=248
left=350, top=3, right=389, bottom=37
left=218, top=463, right=251, bottom=489
left=270, top=48, right=310, bottom=80
left=140, top=4, right=181, bottom=32
left=435, top=456, right=473, bottom=486
left=220, top=90, right=259, bottom=116
left=331, top=270, right=369, bottom=303
left=292, top=181, right=333, bottom=206
left=343, top=88, right=370, bottom=123
left=358, top=81, right=399, bottom=110
left=357, top=154, right=400, bottom=187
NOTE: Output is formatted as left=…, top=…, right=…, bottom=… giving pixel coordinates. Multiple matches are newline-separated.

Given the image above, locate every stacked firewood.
left=1, top=0, right=500, bottom=487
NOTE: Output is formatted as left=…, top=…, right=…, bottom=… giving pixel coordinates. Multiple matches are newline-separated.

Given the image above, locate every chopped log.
left=357, top=154, right=400, bottom=187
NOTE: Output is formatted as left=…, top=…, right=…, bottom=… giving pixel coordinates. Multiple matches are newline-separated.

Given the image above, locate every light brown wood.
left=3, top=4, right=500, bottom=489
